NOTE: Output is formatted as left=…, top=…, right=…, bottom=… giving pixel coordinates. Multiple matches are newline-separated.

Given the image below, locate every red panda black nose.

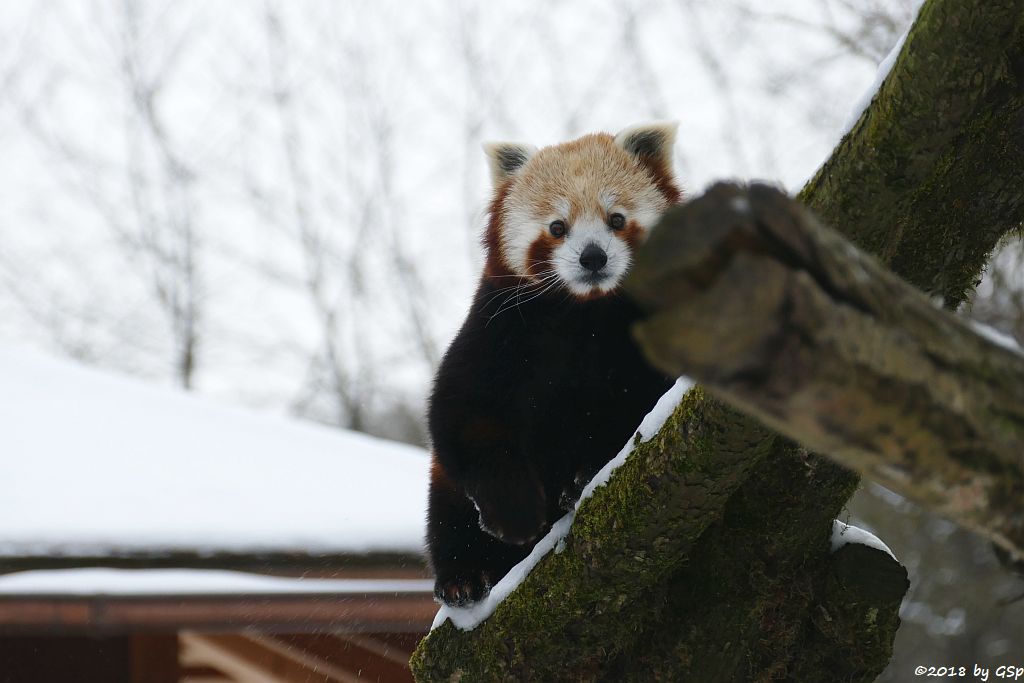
left=579, top=244, right=608, bottom=272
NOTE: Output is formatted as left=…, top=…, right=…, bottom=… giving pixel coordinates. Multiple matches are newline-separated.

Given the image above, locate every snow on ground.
left=831, top=519, right=897, bottom=561
left=0, top=347, right=430, bottom=557
left=0, top=567, right=432, bottom=595
left=432, top=377, right=695, bottom=631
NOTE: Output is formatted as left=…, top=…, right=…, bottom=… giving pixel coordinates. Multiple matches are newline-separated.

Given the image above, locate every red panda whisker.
left=487, top=278, right=562, bottom=323
left=481, top=281, right=531, bottom=300
left=480, top=287, right=527, bottom=309
left=482, top=272, right=557, bottom=304
left=511, top=278, right=563, bottom=309
left=486, top=272, right=556, bottom=296
left=486, top=276, right=562, bottom=324
left=485, top=278, right=547, bottom=312
left=522, top=271, right=559, bottom=283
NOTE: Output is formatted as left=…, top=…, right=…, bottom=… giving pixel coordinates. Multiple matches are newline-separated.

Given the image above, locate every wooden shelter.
left=0, top=349, right=437, bottom=682
left=0, top=560, right=435, bottom=682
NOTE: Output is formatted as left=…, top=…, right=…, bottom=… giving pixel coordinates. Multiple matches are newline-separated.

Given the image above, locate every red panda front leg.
left=427, top=336, right=551, bottom=604
left=427, top=457, right=535, bottom=605
left=426, top=407, right=551, bottom=605
left=429, top=402, right=550, bottom=547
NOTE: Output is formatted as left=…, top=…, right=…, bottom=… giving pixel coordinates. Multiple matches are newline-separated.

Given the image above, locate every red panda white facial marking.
left=483, top=122, right=680, bottom=299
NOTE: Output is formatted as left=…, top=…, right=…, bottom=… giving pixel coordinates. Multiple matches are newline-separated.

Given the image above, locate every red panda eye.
left=549, top=220, right=567, bottom=238
left=609, top=213, right=626, bottom=230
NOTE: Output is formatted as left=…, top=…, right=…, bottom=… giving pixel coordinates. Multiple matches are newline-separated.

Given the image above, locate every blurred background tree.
left=0, top=0, right=1020, bottom=676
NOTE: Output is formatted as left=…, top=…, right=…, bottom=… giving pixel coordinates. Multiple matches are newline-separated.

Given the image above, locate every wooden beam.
left=179, top=665, right=232, bottom=683
left=181, top=632, right=333, bottom=683
left=278, top=634, right=414, bottom=682
left=0, top=592, right=436, bottom=635
left=0, top=554, right=427, bottom=576
left=179, top=632, right=419, bottom=683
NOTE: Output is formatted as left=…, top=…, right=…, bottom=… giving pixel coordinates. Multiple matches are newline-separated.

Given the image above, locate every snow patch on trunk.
left=969, top=320, right=1023, bottom=356
left=839, top=28, right=909, bottom=137
left=831, top=519, right=897, bottom=561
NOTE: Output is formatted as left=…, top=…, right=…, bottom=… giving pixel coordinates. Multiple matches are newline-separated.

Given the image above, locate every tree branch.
left=628, top=182, right=1024, bottom=561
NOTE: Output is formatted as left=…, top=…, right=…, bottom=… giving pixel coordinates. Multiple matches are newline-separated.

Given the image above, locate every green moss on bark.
left=787, top=544, right=909, bottom=682
left=607, top=448, right=862, bottom=681
left=411, top=393, right=778, bottom=681
left=799, top=0, right=1024, bottom=307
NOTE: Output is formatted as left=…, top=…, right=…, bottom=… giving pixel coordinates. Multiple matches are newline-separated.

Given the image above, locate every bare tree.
left=4, top=0, right=204, bottom=389
left=260, top=2, right=371, bottom=429
left=114, top=0, right=203, bottom=389
left=725, top=0, right=922, bottom=64
left=241, top=1, right=442, bottom=433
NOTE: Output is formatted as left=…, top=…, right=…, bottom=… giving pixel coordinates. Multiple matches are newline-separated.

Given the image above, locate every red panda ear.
left=614, top=121, right=679, bottom=170
left=482, top=142, right=538, bottom=186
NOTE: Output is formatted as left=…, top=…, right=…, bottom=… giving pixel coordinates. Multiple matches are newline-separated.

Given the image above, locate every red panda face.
left=483, top=122, right=681, bottom=299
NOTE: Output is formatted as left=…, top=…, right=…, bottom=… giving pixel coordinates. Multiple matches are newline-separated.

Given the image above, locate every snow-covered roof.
left=0, top=348, right=430, bottom=559
left=0, top=568, right=432, bottom=596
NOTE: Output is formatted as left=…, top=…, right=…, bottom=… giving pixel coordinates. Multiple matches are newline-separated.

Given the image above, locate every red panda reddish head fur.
left=482, top=122, right=682, bottom=299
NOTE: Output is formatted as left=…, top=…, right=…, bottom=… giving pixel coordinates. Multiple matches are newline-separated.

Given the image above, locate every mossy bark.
left=604, top=447, right=867, bottom=682
left=785, top=544, right=910, bottom=682
left=412, top=393, right=780, bottom=681
left=628, top=183, right=1024, bottom=562
left=413, top=0, right=1024, bottom=679
left=799, top=0, right=1024, bottom=308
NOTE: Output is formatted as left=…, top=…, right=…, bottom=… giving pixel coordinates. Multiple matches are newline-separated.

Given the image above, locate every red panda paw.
left=434, top=572, right=489, bottom=607
left=469, top=470, right=547, bottom=546
left=558, top=468, right=599, bottom=512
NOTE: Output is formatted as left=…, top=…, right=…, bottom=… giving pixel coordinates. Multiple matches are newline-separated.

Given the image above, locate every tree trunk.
left=412, top=0, right=1024, bottom=679
left=799, top=0, right=1024, bottom=309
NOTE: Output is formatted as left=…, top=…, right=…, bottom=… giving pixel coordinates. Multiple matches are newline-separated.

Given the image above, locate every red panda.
left=427, top=122, right=683, bottom=606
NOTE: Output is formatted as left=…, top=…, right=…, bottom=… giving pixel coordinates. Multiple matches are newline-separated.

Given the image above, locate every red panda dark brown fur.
left=426, top=125, right=682, bottom=607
